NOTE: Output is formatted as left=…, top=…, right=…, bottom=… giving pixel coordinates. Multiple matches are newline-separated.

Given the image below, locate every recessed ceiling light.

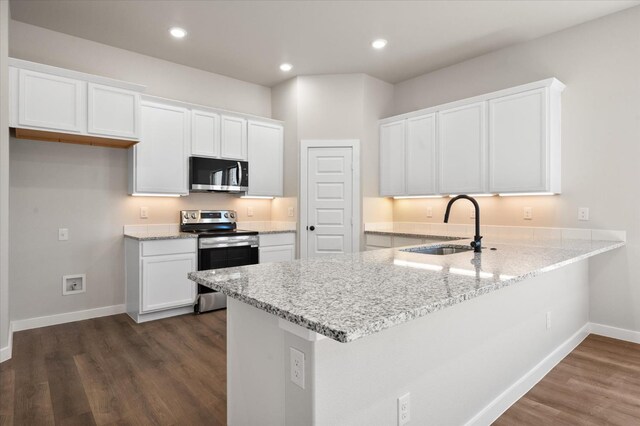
left=169, top=27, right=187, bottom=39
left=371, top=39, right=388, bottom=49
left=280, top=63, right=293, bottom=72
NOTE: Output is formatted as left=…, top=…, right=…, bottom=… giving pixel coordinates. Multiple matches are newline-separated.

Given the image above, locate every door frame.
left=300, top=139, right=361, bottom=259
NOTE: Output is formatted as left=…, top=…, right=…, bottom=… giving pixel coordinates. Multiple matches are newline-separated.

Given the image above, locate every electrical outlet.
left=288, top=207, right=295, bottom=217
left=578, top=207, right=589, bottom=221
left=247, top=207, right=254, bottom=217
left=523, top=207, right=533, bottom=220
left=140, top=206, right=149, bottom=219
left=58, top=228, right=69, bottom=241
left=398, top=392, right=411, bottom=425
left=546, top=312, right=552, bottom=330
left=426, top=207, right=433, bottom=218
left=290, top=347, right=305, bottom=389
left=470, top=207, right=476, bottom=219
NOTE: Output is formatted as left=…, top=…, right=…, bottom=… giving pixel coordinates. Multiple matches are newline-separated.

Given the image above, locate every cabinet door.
left=248, top=121, right=284, bottom=196
left=18, top=69, right=84, bottom=133
left=191, top=109, right=220, bottom=157
left=221, top=115, right=247, bottom=160
left=141, top=253, right=196, bottom=313
left=489, top=88, right=547, bottom=193
left=379, top=120, right=406, bottom=196
left=88, top=83, right=140, bottom=139
left=438, top=102, right=487, bottom=194
left=259, top=245, right=295, bottom=264
left=406, top=114, right=437, bottom=195
left=134, top=101, right=189, bottom=195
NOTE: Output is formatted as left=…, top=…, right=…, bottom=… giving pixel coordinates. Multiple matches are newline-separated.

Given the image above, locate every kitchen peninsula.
left=189, top=236, right=624, bottom=425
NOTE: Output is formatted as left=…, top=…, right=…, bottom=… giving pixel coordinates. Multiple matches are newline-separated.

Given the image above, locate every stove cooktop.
left=181, top=229, right=258, bottom=238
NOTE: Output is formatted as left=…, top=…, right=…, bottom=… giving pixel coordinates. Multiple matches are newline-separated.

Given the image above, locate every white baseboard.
left=590, top=322, right=640, bottom=344
left=465, top=323, right=591, bottom=426
left=11, top=304, right=126, bottom=332
left=0, top=322, right=13, bottom=363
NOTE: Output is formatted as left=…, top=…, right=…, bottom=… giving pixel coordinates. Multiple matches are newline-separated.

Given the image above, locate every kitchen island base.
left=227, top=260, right=590, bottom=425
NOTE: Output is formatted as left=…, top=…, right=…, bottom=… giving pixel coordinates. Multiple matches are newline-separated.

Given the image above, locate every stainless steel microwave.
left=189, top=157, right=249, bottom=193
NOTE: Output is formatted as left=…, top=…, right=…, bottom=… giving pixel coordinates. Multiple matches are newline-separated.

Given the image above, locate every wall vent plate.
left=62, top=274, right=86, bottom=295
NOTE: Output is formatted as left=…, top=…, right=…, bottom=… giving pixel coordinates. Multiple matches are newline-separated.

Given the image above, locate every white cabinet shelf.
left=125, top=238, right=197, bottom=323
left=129, top=99, right=189, bottom=196
left=248, top=121, right=284, bottom=197
left=378, top=78, right=565, bottom=197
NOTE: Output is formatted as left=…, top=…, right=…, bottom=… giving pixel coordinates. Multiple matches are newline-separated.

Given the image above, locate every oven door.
left=196, top=236, right=259, bottom=313
left=190, top=157, right=249, bottom=193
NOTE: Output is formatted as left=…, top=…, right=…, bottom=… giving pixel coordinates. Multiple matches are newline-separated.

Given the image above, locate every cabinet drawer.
left=259, top=232, right=295, bottom=247
left=365, top=234, right=392, bottom=248
left=259, top=245, right=295, bottom=264
left=142, top=239, right=196, bottom=257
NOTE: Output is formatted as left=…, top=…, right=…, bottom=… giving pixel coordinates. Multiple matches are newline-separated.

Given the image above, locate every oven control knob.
left=190, top=213, right=197, bottom=219
left=230, top=212, right=235, bottom=218
left=183, top=213, right=189, bottom=220
left=224, top=212, right=229, bottom=218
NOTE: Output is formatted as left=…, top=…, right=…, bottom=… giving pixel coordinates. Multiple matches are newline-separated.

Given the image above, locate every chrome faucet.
left=444, top=195, right=482, bottom=253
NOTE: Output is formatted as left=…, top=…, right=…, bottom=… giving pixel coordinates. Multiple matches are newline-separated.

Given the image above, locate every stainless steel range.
left=180, top=210, right=258, bottom=313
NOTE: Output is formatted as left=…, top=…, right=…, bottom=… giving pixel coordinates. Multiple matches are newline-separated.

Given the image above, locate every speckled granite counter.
left=188, top=238, right=624, bottom=343
left=365, top=230, right=461, bottom=240
left=124, top=232, right=198, bottom=241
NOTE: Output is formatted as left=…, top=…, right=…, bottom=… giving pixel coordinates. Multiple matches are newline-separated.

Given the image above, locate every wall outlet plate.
left=290, top=347, right=305, bottom=389
left=398, top=392, right=411, bottom=425
left=140, top=206, right=149, bottom=219
left=523, top=207, right=533, bottom=220
left=247, top=207, right=254, bottom=217
left=288, top=207, right=295, bottom=217
left=426, top=207, right=433, bottom=218
left=62, top=274, right=86, bottom=295
left=578, top=207, right=589, bottom=221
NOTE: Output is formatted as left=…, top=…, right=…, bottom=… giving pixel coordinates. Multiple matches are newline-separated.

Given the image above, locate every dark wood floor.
left=495, top=334, right=640, bottom=425
left=0, top=311, right=227, bottom=425
left=2, top=315, right=639, bottom=426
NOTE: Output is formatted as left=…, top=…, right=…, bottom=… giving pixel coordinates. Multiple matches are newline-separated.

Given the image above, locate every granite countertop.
left=239, top=224, right=297, bottom=234
left=365, top=230, right=461, bottom=240
left=188, top=238, right=624, bottom=343
left=124, top=232, right=198, bottom=241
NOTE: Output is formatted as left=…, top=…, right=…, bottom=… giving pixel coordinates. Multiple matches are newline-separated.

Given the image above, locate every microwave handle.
left=237, top=162, right=242, bottom=187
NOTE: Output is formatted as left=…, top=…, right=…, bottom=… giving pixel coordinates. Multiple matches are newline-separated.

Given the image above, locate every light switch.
left=58, top=228, right=69, bottom=241
left=426, top=207, right=433, bottom=218
left=140, top=206, right=149, bottom=219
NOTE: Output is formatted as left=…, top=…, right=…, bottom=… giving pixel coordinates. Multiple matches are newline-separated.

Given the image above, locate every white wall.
left=0, top=0, right=11, bottom=356
left=7, top=22, right=274, bottom=322
left=390, top=6, right=640, bottom=332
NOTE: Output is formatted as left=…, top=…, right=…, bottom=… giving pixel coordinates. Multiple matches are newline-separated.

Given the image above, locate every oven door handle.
left=199, top=239, right=259, bottom=250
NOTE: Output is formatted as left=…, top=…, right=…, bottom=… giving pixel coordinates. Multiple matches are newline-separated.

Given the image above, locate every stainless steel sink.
left=401, top=244, right=474, bottom=256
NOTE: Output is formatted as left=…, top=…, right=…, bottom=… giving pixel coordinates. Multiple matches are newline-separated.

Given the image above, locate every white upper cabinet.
left=378, top=78, right=564, bottom=197
left=130, top=100, right=189, bottom=195
left=18, top=68, right=84, bottom=133
left=221, top=115, right=248, bottom=160
left=489, top=85, right=562, bottom=194
left=88, top=83, right=140, bottom=140
left=438, top=101, right=487, bottom=194
left=380, top=120, right=406, bottom=196
left=247, top=121, right=284, bottom=197
left=406, top=114, right=437, bottom=195
left=191, top=109, right=220, bottom=158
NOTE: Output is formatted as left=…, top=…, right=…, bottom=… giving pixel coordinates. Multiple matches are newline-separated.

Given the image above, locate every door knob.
left=309, top=226, right=315, bottom=231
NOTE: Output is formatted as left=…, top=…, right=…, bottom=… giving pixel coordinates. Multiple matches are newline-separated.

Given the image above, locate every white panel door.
left=18, top=69, right=84, bottom=132
left=438, top=101, right=487, bottom=194
left=259, top=245, right=295, bottom=264
left=379, top=120, right=406, bottom=196
left=489, top=88, right=548, bottom=193
left=87, top=83, right=140, bottom=139
left=248, top=121, right=284, bottom=196
left=191, top=109, right=220, bottom=157
left=135, top=101, right=189, bottom=194
left=406, top=114, right=437, bottom=195
left=221, top=115, right=248, bottom=160
left=307, top=147, right=353, bottom=257
left=141, top=253, right=196, bottom=313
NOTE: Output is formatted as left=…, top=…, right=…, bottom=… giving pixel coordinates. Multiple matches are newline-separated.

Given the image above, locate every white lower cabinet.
left=126, top=238, right=197, bottom=323
left=259, top=233, right=296, bottom=264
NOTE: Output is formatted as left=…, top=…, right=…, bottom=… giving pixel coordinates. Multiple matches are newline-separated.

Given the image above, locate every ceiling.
left=9, top=0, right=639, bottom=87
